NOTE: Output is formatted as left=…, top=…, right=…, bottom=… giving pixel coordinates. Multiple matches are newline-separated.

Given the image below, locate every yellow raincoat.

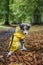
left=10, top=26, right=26, bottom=51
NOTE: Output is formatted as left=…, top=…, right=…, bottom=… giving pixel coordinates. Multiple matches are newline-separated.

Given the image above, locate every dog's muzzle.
left=23, top=30, right=28, bottom=35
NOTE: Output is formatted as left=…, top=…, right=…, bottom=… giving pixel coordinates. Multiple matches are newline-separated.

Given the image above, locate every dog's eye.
left=22, top=28, right=24, bottom=30
left=26, top=26, right=30, bottom=30
left=26, top=28, right=28, bottom=30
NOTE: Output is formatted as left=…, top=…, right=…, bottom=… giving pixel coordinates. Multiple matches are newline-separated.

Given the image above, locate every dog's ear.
left=27, top=24, right=31, bottom=29
left=19, top=24, right=24, bottom=29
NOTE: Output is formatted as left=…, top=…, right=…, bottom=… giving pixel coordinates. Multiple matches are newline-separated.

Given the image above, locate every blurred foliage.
left=0, top=0, right=43, bottom=25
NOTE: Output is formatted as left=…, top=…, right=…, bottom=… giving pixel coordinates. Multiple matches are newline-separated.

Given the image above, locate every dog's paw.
left=7, top=52, right=11, bottom=58
left=21, top=46, right=27, bottom=50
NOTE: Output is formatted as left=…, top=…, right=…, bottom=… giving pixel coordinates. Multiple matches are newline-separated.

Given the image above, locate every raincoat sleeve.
left=14, top=32, right=26, bottom=40
left=20, top=33, right=26, bottom=39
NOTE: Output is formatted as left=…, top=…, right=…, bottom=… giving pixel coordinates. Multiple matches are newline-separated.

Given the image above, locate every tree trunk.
left=33, top=8, right=41, bottom=25
left=4, top=0, right=9, bottom=25
left=5, top=13, right=9, bottom=25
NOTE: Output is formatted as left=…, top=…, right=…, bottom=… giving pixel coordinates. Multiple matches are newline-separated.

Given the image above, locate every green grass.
left=0, top=22, right=12, bottom=29
left=0, top=25, right=11, bottom=29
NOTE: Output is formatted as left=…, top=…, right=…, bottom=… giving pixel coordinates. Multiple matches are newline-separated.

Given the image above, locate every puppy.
left=7, top=23, right=31, bottom=57
left=19, top=23, right=31, bottom=49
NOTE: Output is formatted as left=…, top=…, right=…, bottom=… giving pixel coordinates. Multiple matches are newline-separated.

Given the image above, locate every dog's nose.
left=24, top=32, right=28, bottom=35
left=25, top=33, right=26, bottom=34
